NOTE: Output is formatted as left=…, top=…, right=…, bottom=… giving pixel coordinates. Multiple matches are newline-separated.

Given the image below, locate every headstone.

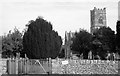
left=0, top=54, right=1, bottom=58
left=16, top=53, right=20, bottom=59
left=88, top=51, right=92, bottom=59
left=80, top=53, right=83, bottom=59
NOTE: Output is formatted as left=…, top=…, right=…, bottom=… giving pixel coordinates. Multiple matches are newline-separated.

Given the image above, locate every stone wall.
left=52, top=59, right=118, bottom=74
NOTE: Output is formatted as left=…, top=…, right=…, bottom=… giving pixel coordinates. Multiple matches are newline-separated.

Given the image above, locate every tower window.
left=99, top=16, right=103, bottom=24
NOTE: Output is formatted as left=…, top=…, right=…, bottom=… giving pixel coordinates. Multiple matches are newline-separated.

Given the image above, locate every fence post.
left=24, top=54, right=27, bottom=74
left=25, top=58, right=28, bottom=74
left=13, top=58, right=15, bottom=74
left=16, top=58, right=18, bottom=74
left=9, top=58, right=11, bottom=74
left=22, top=58, right=24, bottom=74
left=49, top=58, right=52, bottom=74
left=21, top=59, right=23, bottom=74
left=6, top=59, right=8, bottom=74
left=11, top=58, right=14, bottom=74
left=22, top=58, right=25, bottom=74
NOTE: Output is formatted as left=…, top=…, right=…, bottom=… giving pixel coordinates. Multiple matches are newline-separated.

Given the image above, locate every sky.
left=0, top=0, right=119, bottom=39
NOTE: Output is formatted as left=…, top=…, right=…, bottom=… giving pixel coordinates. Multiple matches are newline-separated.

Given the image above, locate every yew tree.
left=23, top=17, right=62, bottom=59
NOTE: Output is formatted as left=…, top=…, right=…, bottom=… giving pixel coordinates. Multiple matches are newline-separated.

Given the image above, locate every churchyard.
left=0, top=58, right=119, bottom=75
left=52, top=59, right=118, bottom=74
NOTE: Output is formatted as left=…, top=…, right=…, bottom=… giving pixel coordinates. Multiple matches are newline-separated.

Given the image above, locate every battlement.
left=94, top=7, right=106, bottom=10
left=92, top=7, right=106, bottom=14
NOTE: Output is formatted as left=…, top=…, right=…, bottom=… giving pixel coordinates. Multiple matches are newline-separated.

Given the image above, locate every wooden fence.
left=6, top=58, right=52, bottom=74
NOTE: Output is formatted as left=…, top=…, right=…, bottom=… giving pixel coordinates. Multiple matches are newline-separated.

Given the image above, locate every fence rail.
left=1, top=58, right=52, bottom=74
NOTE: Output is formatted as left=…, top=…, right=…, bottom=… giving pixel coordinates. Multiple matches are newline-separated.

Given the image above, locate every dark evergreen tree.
left=23, top=16, right=62, bottom=59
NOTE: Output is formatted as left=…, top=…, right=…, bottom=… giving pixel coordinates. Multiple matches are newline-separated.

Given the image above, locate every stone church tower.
left=118, top=1, right=120, bottom=21
left=90, top=7, right=107, bottom=33
left=64, top=31, right=75, bottom=58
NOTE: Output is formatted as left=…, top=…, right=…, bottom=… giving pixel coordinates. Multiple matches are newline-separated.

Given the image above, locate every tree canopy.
left=93, top=26, right=116, bottom=59
left=71, top=29, right=93, bottom=59
left=23, top=17, right=62, bottom=59
left=93, top=26, right=116, bottom=52
left=2, top=28, right=23, bottom=58
left=71, top=26, right=116, bottom=60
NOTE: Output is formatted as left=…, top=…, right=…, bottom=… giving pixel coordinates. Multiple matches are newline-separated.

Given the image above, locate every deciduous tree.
left=71, top=29, right=93, bottom=59
left=2, top=28, right=23, bottom=58
left=93, top=26, right=116, bottom=59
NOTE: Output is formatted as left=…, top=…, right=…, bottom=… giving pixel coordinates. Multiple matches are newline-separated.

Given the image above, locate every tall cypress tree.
left=23, top=17, right=62, bottom=59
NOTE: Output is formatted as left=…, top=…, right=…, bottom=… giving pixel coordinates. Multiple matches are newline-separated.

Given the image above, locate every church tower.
left=90, top=7, right=107, bottom=33
left=64, top=31, right=74, bottom=58
left=118, top=1, right=120, bottom=20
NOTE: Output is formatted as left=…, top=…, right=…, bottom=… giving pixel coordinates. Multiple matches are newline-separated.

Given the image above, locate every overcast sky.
left=0, top=0, right=119, bottom=39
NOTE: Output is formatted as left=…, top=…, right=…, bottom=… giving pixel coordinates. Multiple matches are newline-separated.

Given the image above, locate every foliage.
left=58, top=48, right=65, bottom=58
left=2, top=28, right=23, bottom=58
left=92, top=26, right=115, bottom=59
left=23, top=17, right=62, bottom=59
left=71, top=29, right=93, bottom=59
left=71, top=26, right=116, bottom=60
left=94, top=26, right=115, bottom=51
left=116, top=21, right=120, bottom=54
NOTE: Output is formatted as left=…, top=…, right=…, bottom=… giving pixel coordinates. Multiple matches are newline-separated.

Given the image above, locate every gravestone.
left=88, top=51, right=92, bottom=59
